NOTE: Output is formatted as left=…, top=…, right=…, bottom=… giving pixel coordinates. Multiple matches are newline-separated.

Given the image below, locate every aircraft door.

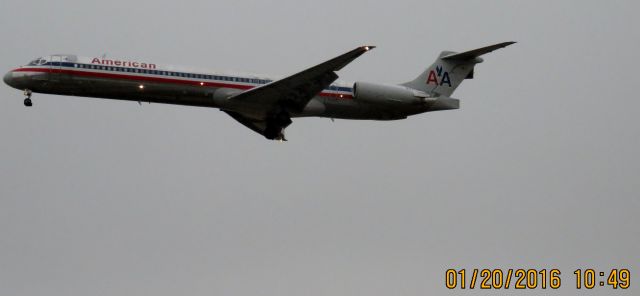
left=49, top=55, right=63, bottom=82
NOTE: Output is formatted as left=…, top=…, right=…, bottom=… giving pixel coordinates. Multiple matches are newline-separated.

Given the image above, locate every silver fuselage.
left=3, top=55, right=457, bottom=120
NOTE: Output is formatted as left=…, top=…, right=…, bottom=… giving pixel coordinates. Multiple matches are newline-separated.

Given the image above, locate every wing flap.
left=223, top=110, right=267, bottom=136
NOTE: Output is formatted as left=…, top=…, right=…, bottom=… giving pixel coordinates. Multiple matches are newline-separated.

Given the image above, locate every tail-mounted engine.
left=352, top=82, right=434, bottom=105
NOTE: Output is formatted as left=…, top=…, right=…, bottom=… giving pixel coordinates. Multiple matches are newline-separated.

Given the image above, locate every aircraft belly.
left=296, top=98, right=326, bottom=117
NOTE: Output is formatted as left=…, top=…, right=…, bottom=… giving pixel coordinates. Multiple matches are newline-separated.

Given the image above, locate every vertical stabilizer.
left=402, top=42, right=515, bottom=97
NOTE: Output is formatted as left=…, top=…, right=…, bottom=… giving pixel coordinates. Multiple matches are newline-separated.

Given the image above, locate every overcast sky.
left=0, top=1, right=638, bottom=295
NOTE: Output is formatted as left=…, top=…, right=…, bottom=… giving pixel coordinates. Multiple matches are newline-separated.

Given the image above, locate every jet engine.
left=352, top=82, right=434, bottom=105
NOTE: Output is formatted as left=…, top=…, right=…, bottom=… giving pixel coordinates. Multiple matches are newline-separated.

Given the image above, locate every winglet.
left=442, top=41, right=516, bottom=61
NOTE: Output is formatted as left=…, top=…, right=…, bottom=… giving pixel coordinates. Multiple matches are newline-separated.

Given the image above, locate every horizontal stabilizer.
left=442, top=41, right=516, bottom=61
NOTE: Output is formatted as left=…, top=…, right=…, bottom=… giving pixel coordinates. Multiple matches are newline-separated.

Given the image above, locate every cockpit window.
left=27, top=58, right=47, bottom=66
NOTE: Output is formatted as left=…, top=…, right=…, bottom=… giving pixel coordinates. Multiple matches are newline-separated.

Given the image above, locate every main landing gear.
left=23, top=89, right=32, bottom=107
left=264, top=112, right=292, bottom=141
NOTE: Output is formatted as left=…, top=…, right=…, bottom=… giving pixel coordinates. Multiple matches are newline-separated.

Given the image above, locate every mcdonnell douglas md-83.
left=3, top=42, right=514, bottom=140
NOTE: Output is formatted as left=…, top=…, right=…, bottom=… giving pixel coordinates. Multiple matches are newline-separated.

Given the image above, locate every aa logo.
left=426, top=65, right=452, bottom=87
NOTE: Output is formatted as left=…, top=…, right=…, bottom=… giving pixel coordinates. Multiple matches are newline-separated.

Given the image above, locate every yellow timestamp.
left=446, top=269, right=631, bottom=290
left=574, top=269, right=631, bottom=289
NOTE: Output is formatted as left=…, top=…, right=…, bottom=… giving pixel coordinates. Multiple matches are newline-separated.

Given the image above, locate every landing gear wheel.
left=23, top=89, right=33, bottom=107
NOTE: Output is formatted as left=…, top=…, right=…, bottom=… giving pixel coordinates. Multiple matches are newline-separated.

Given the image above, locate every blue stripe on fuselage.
left=42, top=61, right=354, bottom=93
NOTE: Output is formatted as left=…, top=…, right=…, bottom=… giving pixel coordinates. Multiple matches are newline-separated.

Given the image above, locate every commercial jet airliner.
left=3, top=42, right=514, bottom=140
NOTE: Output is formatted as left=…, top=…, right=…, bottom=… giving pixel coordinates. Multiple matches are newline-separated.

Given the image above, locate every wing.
left=229, top=45, right=375, bottom=114
left=224, top=46, right=375, bottom=141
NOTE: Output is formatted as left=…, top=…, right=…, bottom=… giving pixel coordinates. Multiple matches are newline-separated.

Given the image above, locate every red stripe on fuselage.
left=12, top=67, right=354, bottom=99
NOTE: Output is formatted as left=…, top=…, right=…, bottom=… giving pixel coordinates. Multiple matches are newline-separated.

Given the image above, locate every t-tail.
left=402, top=42, right=516, bottom=97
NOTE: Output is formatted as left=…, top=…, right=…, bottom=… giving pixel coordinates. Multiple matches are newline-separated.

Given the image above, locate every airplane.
left=3, top=42, right=514, bottom=141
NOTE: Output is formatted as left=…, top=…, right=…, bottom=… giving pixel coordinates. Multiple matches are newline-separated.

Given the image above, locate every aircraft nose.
left=3, top=70, right=21, bottom=89
left=3, top=71, right=13, bottom=86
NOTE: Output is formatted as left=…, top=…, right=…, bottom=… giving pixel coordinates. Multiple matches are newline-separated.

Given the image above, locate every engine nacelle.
left=352, top=82, right=434, bottom=105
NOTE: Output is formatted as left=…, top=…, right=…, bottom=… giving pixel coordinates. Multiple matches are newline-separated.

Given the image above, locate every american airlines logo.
left=91, top=58, right=157, bottom=69
left=426, top=65, right=452, bottom=87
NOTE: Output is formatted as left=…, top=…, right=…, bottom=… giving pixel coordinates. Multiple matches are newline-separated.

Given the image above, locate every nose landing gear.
left=23, top=89, right=32, bottom=107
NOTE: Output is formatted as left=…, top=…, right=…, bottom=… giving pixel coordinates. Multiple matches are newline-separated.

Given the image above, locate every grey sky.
left=0, top=1, right=638, bottom=295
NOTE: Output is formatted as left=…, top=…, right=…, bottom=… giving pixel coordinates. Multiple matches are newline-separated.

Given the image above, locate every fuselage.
left=3, top=54, right=453, bottom=121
